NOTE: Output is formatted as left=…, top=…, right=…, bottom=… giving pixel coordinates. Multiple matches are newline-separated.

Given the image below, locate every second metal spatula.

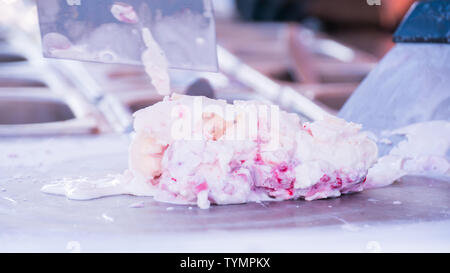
left=36, top=0, right=218, bottom=72
left=339, top=0, right=449, bottom=155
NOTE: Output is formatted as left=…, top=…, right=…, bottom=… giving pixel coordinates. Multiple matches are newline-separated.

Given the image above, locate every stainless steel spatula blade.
left=339, top=0, right=449, bottom=155
left=36, top=0, right=218, bottom=72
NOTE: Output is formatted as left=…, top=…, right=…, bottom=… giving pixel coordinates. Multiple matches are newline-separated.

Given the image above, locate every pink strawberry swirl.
left=129, top=95, right=378, bottom=208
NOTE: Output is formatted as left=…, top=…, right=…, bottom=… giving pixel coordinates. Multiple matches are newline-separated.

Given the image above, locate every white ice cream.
left=126, top=94, right=378, bottom=208
left=365, top=120, right=450, bottom=189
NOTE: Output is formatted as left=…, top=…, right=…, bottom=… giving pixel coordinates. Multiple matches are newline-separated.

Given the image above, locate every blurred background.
left=0, top=0, right=416, bottom=137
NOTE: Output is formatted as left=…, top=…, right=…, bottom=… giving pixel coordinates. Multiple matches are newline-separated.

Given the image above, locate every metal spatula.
left=36, top=0, right=218, bottom=72
left=339, top=0, right=449, bottom=156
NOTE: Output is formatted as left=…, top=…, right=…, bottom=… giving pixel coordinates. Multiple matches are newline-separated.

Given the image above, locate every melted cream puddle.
left=41, top=172, right=153, bottom=200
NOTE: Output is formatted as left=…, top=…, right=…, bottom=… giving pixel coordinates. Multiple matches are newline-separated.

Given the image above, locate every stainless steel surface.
left=0, top=92, right=74, bottom=125
left=0, top=53, right=27, bottom=63
left=339, top=44, right=450, bottom=156
left=185, top=78, right=216, bottom=99
left=0, top=62, right=47, bottom=86
left=36, top=0, right=218, bottom=71
left=218, top=46, right=329, bottom=121
left=0, top=76, right=47, bottom=88
left=0, top=43, right=27, bottom=64
left=0, top=135, right=449, bottom=252
left=285, top=83, right=359, bottom=114
left=0, top=23, right=109, bottom=136
left=53, top=60, right=134, bottom=133
left=115, top=87, right=274, bottom=114
left=340, top=2, right=450, bottom=156
left=113, top=90, right=163, bottom=113
left=0, top=89, right=101, bottom=136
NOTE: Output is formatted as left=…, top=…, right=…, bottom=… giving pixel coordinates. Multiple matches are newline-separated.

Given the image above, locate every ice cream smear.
left=141, top=27, right=171, bottom=95
left=365, top=120, right=450, bottom=189
left=110, top=2, right=139, bottom=24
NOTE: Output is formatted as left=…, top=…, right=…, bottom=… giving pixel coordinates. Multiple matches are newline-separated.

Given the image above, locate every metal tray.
left=0, top=135, right=449, bottom=252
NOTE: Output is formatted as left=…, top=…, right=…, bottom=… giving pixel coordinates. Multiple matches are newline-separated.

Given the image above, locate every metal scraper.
left=36, top=0, right=218, bottom=72
left=339, top=0, right=449, bottom=156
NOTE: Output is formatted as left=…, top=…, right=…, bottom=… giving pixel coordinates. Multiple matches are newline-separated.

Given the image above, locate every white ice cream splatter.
left=2, top=197, right=17, bottom=205
left=129, top=202, right=145, bottom=208
left=102, top=213, right=114, bottom=222
left=334, top=217, right=361, bottom=232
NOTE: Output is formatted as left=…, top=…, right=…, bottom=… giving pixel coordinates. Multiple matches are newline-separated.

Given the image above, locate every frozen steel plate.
left=0, top=135, right=449, bottom=252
